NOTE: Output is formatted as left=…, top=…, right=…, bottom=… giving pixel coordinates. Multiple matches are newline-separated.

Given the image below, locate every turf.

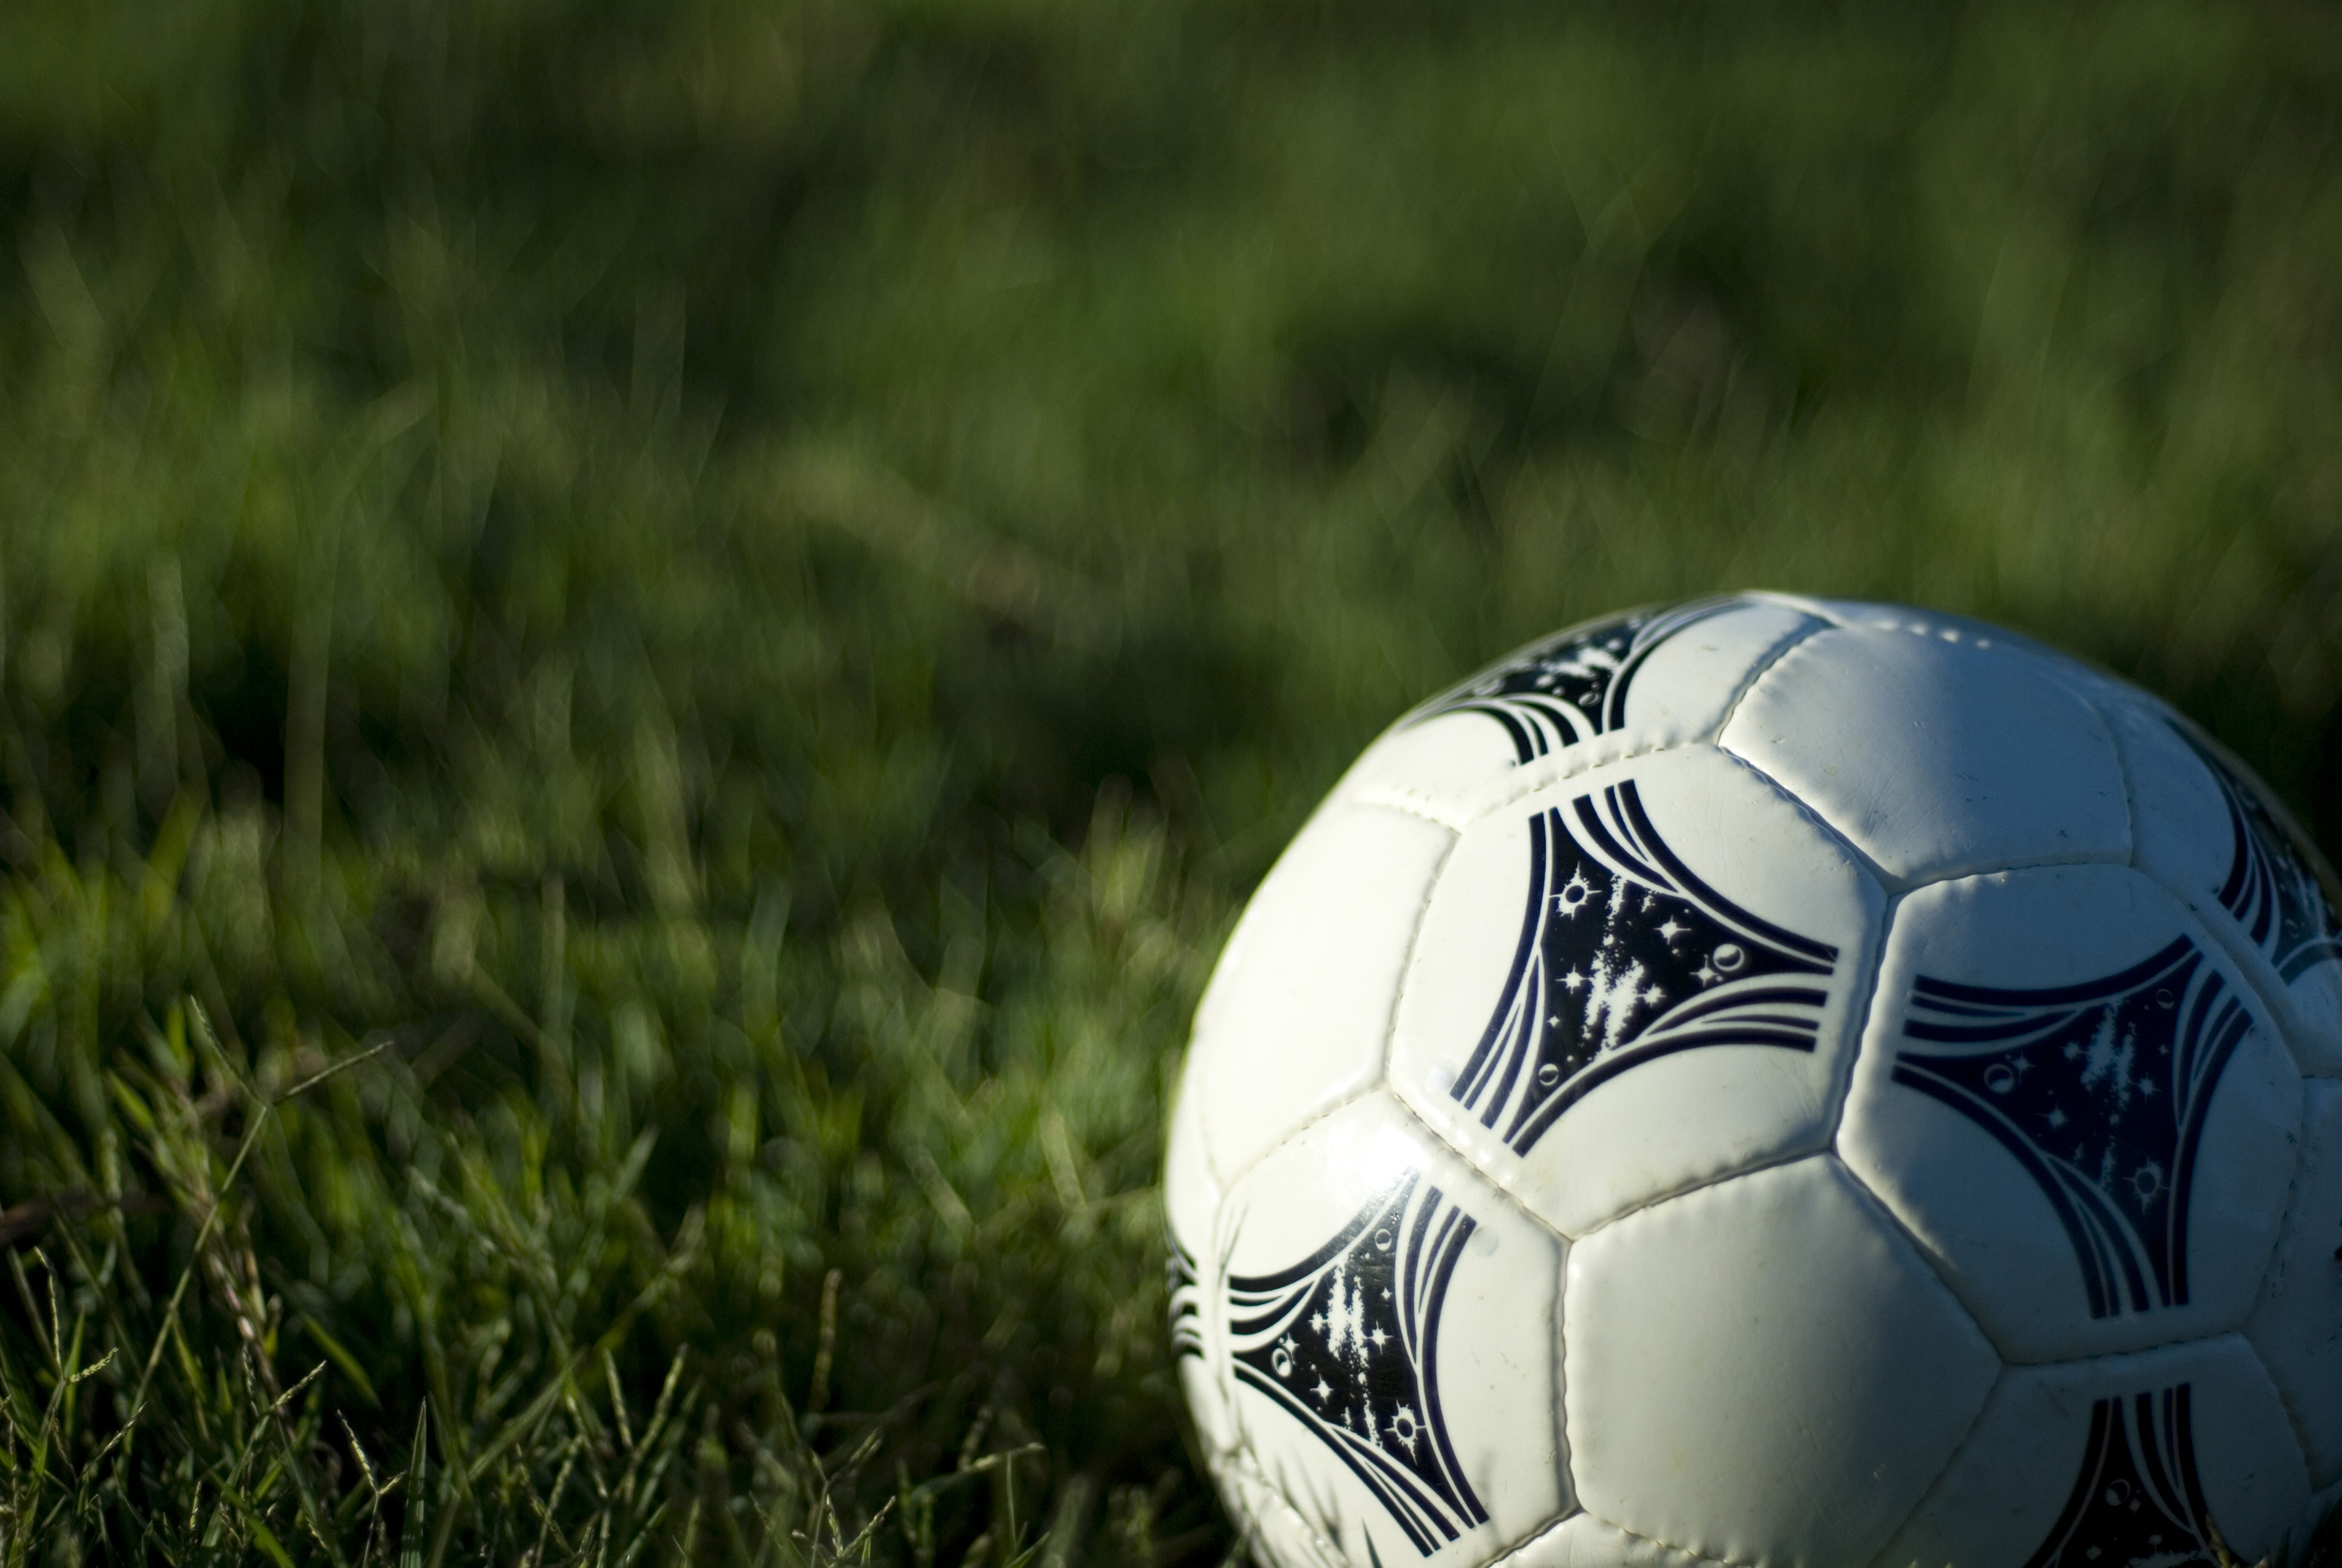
left=2, top=0, right=2342, bottom=1562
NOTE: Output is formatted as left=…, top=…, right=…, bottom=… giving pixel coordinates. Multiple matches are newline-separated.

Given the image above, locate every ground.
left=2, top=0, right=2341, bottom=1563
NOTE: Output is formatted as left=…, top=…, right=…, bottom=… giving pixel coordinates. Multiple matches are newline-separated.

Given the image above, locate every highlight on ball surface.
left=1166, top=593, right=2342, bottom=1568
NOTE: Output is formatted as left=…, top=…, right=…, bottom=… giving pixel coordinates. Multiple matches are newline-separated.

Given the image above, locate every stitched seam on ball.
left=1710, top=743, right=1903, bottom=893
left=1481, top=1505, right=1595, bottom=1568
left=1348, top=785, right=1473, bottom=831
left=1382, top=1086, right=1571, bottom=1250
left=1557, top=1145, right=1841, bottom=1252
left=1816, top=914, right=1989, bottom=1325
left=2095, top=692, right=2149, bottom=875
left=2120, top=853, right=2307, bottom=1051
left=2248, top=1188, right=2330, bottom=1482
left=1205, top=1083, right=1386, bottom=1222
left=1564, top=1502, right=1760, bottom=1568
left=1443, top=730, right=1700, bottom=828
left=1221, top=1444, right=1360, bottom=1568
left=1855, top=1357, right=1998, bottom=1568
left=1706, top=607, right=1831, bottom=745
left=1200, top=803, right=1455, bottom=1198
left=1378, top=817, right=1459, bottom=1105
left=1827, top=1053, right=2022, bottom=1374
left=1895, top=848, right=2137, bottom=893
left=1747, top=589, right=1857, bottom=631
left=1820, top=883, right=1898, bottom=1150
left=1445, top=595, right=1831, bottom=828
left=1703, top=744, right=1895, bottom=1150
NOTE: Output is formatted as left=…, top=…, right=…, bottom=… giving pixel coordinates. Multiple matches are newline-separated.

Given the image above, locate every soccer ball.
left=1165, top=593, right=2342, bottom=1568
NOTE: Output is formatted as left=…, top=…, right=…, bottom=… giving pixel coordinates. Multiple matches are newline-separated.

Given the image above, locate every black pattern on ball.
left=1408, top=599, right=1741, bottom=763
left=2022, top=1384, right=2218, bottom=1568
left=1226, top=1172, right=1487, bottom=1557
left=1895, top=939, right=2252, bottom=1317
left=1450, top=780, right=1838, bottom=1156
left=2173, top=721, right=2342, bottom=985
left=1168, top=1233, right=1204, bottom=1360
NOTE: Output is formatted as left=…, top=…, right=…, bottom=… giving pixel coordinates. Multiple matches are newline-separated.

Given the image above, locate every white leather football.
left=1166, top=594, right=2342, bottom=1568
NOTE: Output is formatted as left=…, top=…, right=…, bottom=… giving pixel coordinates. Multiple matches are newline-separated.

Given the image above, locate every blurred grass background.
left=2, top=0, right=2341, bottom=1562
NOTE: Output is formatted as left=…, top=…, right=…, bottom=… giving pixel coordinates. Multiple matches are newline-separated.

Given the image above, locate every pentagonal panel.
left=1330, top=596, right=1822, bottom=820
left=1839, top=865, right=2302, bottom=1362
left=2246, top=1079, right=2342, bottom=1488
left=2109, top=698, right=2342, bottom=1075
left=1390, top=745, right=1884, bottom=1237
left=1185, top=802, right=1453, bottom=1186
left=1164, top=1084, right=1237, bottom=1456
left=1219, top=1093, right=1567, bottom=1568
left=1876, top=1336, right=2310, bottom=1568
left=1718, top=624, right=2130, bottom=883
left=1564, top=1156, right=1999, bottom=1568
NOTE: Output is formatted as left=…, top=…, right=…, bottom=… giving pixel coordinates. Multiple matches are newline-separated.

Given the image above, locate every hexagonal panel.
left=1717, top=624, right=2130, bottom=884
left=2108, top=697, right=2342, bottom=1075
left=1329, top=596, right=1822, bottom=820
left=1839, top=865, right=2301, bottom=1362
left=1185, top=802, right=1454, bottom=1186
left=1564, top=1156, right=1998, bottom=1568
left=1219, top=1093, right=1568, bottom=1568
left=2246, top=1079, right=2342, bottom=1489
left=1877, top=1336, right=2311, bottom=1568
left=1390, top=744, right=1885, bottom=1238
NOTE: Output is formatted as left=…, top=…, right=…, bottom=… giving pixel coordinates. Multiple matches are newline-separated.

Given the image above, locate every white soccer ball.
left=1166, top=593, right=2342, bottom=1568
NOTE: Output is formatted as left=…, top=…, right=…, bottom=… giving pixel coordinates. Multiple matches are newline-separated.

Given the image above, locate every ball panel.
left=1498, top=1513, right=1728, bottom=1568
left=1872, top=1336, right=2311, bottom=1568
left=1838, top=866, right=2302, bottom=1362
left=1390, top=745, right=1884, bottom=1237
left=1219, top=1093, right=1569, bottom=1568
left=1717, top=626, right=2130, bottom=883
left=2108, top=697, right=2342, bottom=1076
left=1754, top=596, right=2124, bottom=698
left=1564, top=1155, right=1999, bottom=1568
left=1331, top=596, right=1824, bottom=820
left=1166, top=1086, right=1238, bottom=1457
left=1164, top=1077, right=1221, bottom=1257
left=2244, top=1079, right=2342, bottom=1488
left=1187, top=802, right=1454, bottom=1186
left=1223, top=1459, right=1354, bottom=1568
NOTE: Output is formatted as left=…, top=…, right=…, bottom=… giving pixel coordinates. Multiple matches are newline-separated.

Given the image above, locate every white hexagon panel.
left=1184, top=801, right=1454, bottom=1186
left=1839, top=864, right=2303, bottom=1363
left=1329, top=595, right=1824, bottom=821
left=2106, top=699, right=2342, bottom=1075
left=1718, top=622, right=2130, bottom=884
left=1563, top=1156, right=2000, bottom=1568
left=2246, top=1079, right=2342, bottom=1490
left=1876, top=1336, right=2312, bottom=1568
left=1215, top=1093, right=1568, bottom=1568
left=1390, top=744, right=1885, bottom=1237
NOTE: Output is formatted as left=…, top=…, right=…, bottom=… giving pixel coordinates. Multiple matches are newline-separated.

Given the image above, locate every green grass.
left=3, top=0, right=2342, bottom=1561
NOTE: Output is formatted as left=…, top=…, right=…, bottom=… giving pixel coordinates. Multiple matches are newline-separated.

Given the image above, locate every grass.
left=2, top=0, right=2342, bottom=1561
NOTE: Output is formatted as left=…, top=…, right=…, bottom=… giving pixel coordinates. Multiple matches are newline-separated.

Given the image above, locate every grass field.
left=4, top=1, right=2342, bottom=1562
